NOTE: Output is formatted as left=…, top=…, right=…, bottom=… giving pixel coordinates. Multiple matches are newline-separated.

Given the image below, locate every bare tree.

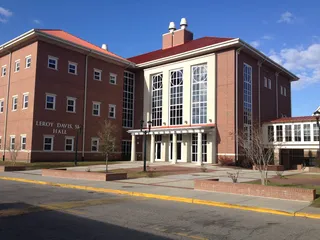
left=236, top=125, right=276, bottom=185
left=98, top=120, right=118, bottom=172
left=7, top=143, right=20, bottom=166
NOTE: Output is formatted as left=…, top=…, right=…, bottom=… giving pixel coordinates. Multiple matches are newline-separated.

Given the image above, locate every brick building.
left=0, top=18, right=298, bottom=163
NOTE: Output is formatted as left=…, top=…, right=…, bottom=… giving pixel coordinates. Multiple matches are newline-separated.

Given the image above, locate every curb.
left=1, top=176, right=319, bottom=220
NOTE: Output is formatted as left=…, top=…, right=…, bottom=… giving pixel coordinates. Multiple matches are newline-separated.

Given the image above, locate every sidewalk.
left=0, top=170, right=318, bottom=219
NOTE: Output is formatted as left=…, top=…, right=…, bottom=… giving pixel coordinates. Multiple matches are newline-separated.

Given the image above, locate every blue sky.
left=0, top=0, right=319, bottom=117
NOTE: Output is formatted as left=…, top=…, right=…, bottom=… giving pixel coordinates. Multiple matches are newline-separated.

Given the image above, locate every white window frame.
left=68, top=61, right=78, bottom=75
left=65, top=136, right=75, bottom=151
left=122, top=71, right=135, bottom=128
left=280, top=86, right=283, bottom=95
left=14, top=60, right=20, bottom=73
left=45, top=93, right=56, bottom=110
left=0, top=99, right=4, bottom=113
left=94, top=69, right=102, bottom=81
left=284, top=87, right=287, bottom=96
left=91, top=137, right=99, bottom=152
left=20, top=134, right=27, bottom=150
left=268, top=79, right=272, bottom=89
left=1, top=65, right=6, bottom=77
left=92, top=101, right=101, bottom=116
left=0, top=136, right=2, bottom=149
left=25, top=55, right=31, bottom=68
left=22, top=93, right=29, bottom=109
left=66, top=97, right=76, bottom=113
left=10, top=135, right=15, bottom=150
left=108, top=104, right=116, bottom=119
left=43, top=135, right=54, bottom=151
left=48, top=56, right=58, bottom=70
left=12, top=95, right=18, bottom=111
left=109, top=73, right=117, bottom=85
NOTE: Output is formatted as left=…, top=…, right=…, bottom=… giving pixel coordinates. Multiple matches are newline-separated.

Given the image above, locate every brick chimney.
left=162, top=18, right=193, bottom=49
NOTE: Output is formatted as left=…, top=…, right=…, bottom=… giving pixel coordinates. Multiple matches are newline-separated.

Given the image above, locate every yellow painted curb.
left=0, top=176, right=319, bottom=220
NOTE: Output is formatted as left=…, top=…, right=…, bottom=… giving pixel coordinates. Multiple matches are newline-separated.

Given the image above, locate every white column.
left=172, top=133, right=177, bottom=164
left=130, top=135, right=136, bottom=162
left=150, top=134, right=155, bottom=163
left=197, top=132, right=202, bottom=165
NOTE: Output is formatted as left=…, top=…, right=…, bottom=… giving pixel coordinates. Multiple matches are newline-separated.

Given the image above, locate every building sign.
left=35, top=121, right=81, bottom=135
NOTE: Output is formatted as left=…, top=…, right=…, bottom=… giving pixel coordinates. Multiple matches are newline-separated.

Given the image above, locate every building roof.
left=128, top=37, right=234, bottom=64
left=265, top=116, right=319, bottom=124
left=38, top=29, right=128, bottom=62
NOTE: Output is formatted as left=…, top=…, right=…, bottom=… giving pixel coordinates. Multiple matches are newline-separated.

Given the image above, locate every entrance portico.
left=128, top=125, right=216, bottom=164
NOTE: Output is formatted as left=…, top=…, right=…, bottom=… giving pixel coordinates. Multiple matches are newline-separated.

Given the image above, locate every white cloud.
left=262, top=35, right=273, bottom=40
left=250, top=40, right=260, bottom=48
left=0, top=7, right=12, bottom=17
left=0, top=17, right=7, bottom=23
left=269, top=44, right=320, bottom=89
left=0, top=7, right=12, bottom=23
left=33, top=19, right=41, bottom=24
left=278, top=11, right=295, bottom=23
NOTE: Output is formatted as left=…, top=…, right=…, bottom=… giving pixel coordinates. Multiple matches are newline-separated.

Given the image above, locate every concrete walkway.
left=0, top=169, right=316, bottom=218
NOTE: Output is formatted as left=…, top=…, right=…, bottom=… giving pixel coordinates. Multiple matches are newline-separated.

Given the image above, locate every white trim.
left=1, top=65, right=7, bottom=77
left=48, top=56, right=58, bottom=70
left=12, top=95, right=18, bottom=111
left=22, top=92, right=29, bottom=109
left=0, top=98, right=4, bottom=113
left=108, top=104, right=116, bottom=119
left=68, top=61, right=78, bottom=75
left=65, top=136, right=75, bottom=151
left=93, top=68, right=102, bottom=81
left=9, top=135, right=16, bottom=150
left=45, top=93, right=56, bottom=110
left=91, top=137, right=99, bottom=152
left=109, top=73, right=117, bottom=85
left=66, top=96, right=76, bottom=113
left=92, top=101, right=101, bottom=116
left=43, top=135, right=54, bottom=151
left=14, top=59, right=20, bottom=72
left=20, top=134, right=27, bottom=150
left=25, top=55, right=32, bottom=69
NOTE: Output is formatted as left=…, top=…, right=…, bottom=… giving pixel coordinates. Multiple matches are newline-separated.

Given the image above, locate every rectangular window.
left=268, top=126, right=274, bottom=142
left=268, top=79, right=272, bottom=89
left=191, top=134, right=207, bottom=163
left=276, top=125, right=283, bottom=142
left=43, top=136, right=54, bottom=151
left=48, top=56, right=58, bottom=70
left=264, top=77, right=268, bottom=88
left=280, top=86, right=283, bottom=95
left=68, top=62, right=77, bottom=75
left=10, top=136, right=15, bottom=150
left=94, top=69, right=102, bottom=81
left=243, top=64, right=252, bottom=141
left=170, top=69, right=183, bottom=125
left=108, top=104, right=116, bottom=118
left=92, top=102, right=101, bottom=116
left=0, top=137, right=2, bottom=149
left=21, top=135, right=26, bottom=150
left=0, top=99, right=4, bottom=113
left=192, top=64, right=207, bottom=124
left=23, top=93, right=29, bottom=109
left=65, top=137, right=74, bottom=151
left=1, top=65, right=6, bottom=77
left=304, top=124, right=311, bottom=141
left=285, top=125, right=292, bottom=142
left=14, top=60, right=20, bottom=72
left=12, top=96, right=18, bottom=111
left=314, top=124, right=319, bottom=141
left=25, top=56, right=31, bottom=68
left=45, top=93, right=56, bottom=110
left=294, top=125, right=301, bottom=141
left=121, top=140, right=132, bottom=158
left=66, top=97, right=76, bottom=113
left=109, top=73, right=117, bottom=84
left=122, top=71, right=135, bottom=128
left=151, top=73, right=163, bottom=127
left=284, top=87, right=287, bottom=97
left=91, top=138, right=99, bottom=152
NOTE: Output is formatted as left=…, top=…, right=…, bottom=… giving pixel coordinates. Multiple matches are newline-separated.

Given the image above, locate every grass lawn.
left=0, top=160, right=123, bottom=170
left=249, top=174, right=320, bottom=207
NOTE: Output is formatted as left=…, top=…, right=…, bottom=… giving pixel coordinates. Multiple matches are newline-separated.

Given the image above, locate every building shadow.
left=0, top=202, right=171, bottom=240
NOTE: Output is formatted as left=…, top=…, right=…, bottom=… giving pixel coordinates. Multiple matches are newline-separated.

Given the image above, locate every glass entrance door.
left=155, top=135, right=162, bottom=161
left=169, top=134, right=182, bottom=161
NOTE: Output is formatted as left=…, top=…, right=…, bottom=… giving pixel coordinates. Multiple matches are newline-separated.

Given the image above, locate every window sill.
left=48, top=67, right=58, bottom=71
left=66, top=111, right=76, bottom=114
left=12, top=109, right=17, bottom=112
left=94, top=79, right=102, bottom=81
left=22, top=108, right=28, bottom=110
left=45, top=108, right=56, bottom=111
left=68, top=72, right=78, bottom=75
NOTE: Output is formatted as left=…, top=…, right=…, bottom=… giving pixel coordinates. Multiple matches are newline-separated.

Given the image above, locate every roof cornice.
left=0, top=29, right=36, bottom=51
